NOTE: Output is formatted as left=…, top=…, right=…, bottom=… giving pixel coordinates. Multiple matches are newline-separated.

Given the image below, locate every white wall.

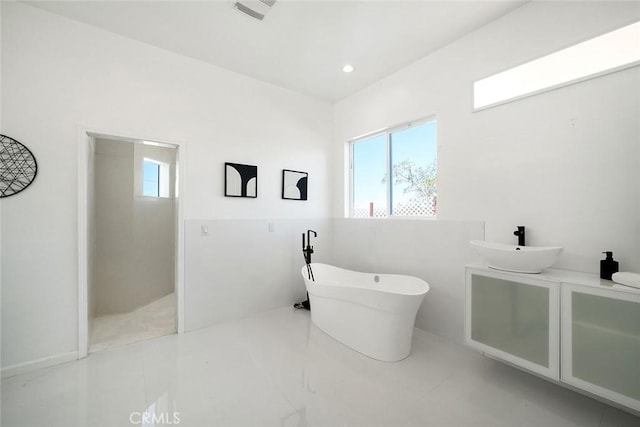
left=0, top=0, right=2, bottom=132
left=1, top=2, right=333, bottom=370
left=334, top=1, right=640, bottom=275
left=185, top=218, right=332, bottom=331
left=186, top=216, right=484, bottom=343
left=93, top=139, right=176, bottom=315
left=331, top=219, right=484, bottom=342
left=0, top=0, right=3, bottom=410
left=94, top=139, right=134, bottom=314
left=130, top=143, right=176, bottom=312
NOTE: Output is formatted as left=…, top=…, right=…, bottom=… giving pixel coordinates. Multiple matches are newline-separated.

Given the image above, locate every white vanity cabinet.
left=466, top=265, right=640, bottom=414
left=561, top=283, right=640, bottom=411
left=465, top=267, right=560, bottom=380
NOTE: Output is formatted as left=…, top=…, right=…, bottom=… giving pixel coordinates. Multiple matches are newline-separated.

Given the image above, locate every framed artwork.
left=225, top=162, right=257, bottom=198
left=282, top=169, right=308, bottom=201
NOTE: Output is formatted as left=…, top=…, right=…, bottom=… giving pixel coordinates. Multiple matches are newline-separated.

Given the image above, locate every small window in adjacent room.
left=350, top=118, right=437, bottom=218
left=143, top=159, right=170, bottom=198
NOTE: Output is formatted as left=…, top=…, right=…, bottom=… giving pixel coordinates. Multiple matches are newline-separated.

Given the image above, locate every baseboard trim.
left=1, top=351, right=78, bottom=379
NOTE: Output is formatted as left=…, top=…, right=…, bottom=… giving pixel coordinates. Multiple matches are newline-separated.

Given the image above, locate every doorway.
left=78, top=130, right=185, bottom=357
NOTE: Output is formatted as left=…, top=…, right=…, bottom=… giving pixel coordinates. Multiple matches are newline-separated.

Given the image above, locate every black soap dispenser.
left=600, top=251, right=619, bottom=280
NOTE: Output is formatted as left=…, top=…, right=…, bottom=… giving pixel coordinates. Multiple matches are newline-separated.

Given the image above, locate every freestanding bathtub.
left=301, top=263, right=430, bottom=362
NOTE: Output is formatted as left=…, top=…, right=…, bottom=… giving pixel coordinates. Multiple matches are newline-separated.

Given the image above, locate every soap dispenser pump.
left=600, top=251, right=619, bottom=280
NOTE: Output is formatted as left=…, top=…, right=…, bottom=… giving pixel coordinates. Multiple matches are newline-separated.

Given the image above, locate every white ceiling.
left=26, top=0, right=527, bottom=103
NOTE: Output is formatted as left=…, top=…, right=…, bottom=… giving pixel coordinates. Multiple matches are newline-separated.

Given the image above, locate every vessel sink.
left=470, top=240, right=563, bottom=273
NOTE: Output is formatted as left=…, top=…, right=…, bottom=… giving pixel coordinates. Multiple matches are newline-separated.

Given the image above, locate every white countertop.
left=466, top=264, right=640, bottom=295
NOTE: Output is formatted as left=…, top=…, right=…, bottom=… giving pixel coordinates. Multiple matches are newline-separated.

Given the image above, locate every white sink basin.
left=470, top=240, right=563, bottom=273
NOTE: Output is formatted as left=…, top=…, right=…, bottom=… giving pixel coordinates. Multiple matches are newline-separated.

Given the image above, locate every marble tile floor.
left=89, top=292, right=176, bottom=353
left=2, top=307, right=638, bottom=427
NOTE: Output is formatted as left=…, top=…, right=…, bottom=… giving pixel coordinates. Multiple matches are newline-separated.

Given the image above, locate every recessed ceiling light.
left=342, top=64, right=355, bottom=73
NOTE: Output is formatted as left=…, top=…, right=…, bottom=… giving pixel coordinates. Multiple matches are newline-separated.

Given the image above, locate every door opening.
left=78, top=130, right=185, bottom=357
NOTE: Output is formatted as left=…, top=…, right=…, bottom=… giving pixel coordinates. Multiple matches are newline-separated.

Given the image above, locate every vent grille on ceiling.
left=234, top=0, right=276, bottom=21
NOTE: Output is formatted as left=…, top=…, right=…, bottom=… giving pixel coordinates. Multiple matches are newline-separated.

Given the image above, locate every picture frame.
left=282, top=169, right=308, bottom=201
left=225, top=162, right=257, bottom=198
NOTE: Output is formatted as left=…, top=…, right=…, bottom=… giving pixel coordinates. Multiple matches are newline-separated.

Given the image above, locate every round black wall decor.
left=0, top=134, right=38, bottom=198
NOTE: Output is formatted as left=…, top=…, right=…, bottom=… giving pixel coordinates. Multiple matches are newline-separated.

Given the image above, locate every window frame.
left=348, top=116, right=437, bottom=219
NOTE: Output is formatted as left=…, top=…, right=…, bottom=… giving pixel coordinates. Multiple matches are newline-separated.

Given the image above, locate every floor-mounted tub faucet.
left=302, top=229, right=317, bottom=264
left=514, top=226, right=525, bottom=246
left=295, top=230, right=317, bottom=310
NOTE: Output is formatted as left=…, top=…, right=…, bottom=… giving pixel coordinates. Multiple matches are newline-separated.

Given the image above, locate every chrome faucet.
left=514, top=226, right=525, bottom=246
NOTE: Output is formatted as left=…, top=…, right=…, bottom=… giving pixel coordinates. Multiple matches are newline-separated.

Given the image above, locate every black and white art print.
left=282, top=169, right=308, bottom=201
left=225, top=162, right=257, bottom=198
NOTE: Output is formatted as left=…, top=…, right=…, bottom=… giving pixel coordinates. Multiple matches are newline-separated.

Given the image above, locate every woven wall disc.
left=0, top=134, right=38, bottom=198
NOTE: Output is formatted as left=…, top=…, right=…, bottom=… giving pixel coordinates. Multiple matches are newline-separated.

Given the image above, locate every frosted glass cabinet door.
left=561, top=284, right=640, bottom=411
left=465, top=268, right=560, bottom=380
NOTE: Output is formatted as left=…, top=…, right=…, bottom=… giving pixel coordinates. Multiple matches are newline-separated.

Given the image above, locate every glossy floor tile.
left=2, top=307, right=638, bottom=427
left=89, top=292, right=176, bottom=353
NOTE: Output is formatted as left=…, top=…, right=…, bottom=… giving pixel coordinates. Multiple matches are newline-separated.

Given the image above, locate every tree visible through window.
left=350, top=119, right=437, bottom=218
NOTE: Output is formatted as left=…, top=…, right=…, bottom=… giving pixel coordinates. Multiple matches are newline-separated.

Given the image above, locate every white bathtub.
left=301, top=263, right=430, bottom=362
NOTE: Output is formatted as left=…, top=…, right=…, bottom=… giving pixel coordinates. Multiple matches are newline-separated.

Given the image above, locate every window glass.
left=350, top=119, right=437, bottom=218
left=474, top=21, right=640, bottom=110
left=390, top=122, right=437, bottom=216
left=143, top=160, right=160, bottom=197
left=352, top=134, right=387, bottom=217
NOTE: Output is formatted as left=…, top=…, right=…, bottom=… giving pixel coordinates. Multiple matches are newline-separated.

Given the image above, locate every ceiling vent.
left=233, top=0, right=276, bottom=21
